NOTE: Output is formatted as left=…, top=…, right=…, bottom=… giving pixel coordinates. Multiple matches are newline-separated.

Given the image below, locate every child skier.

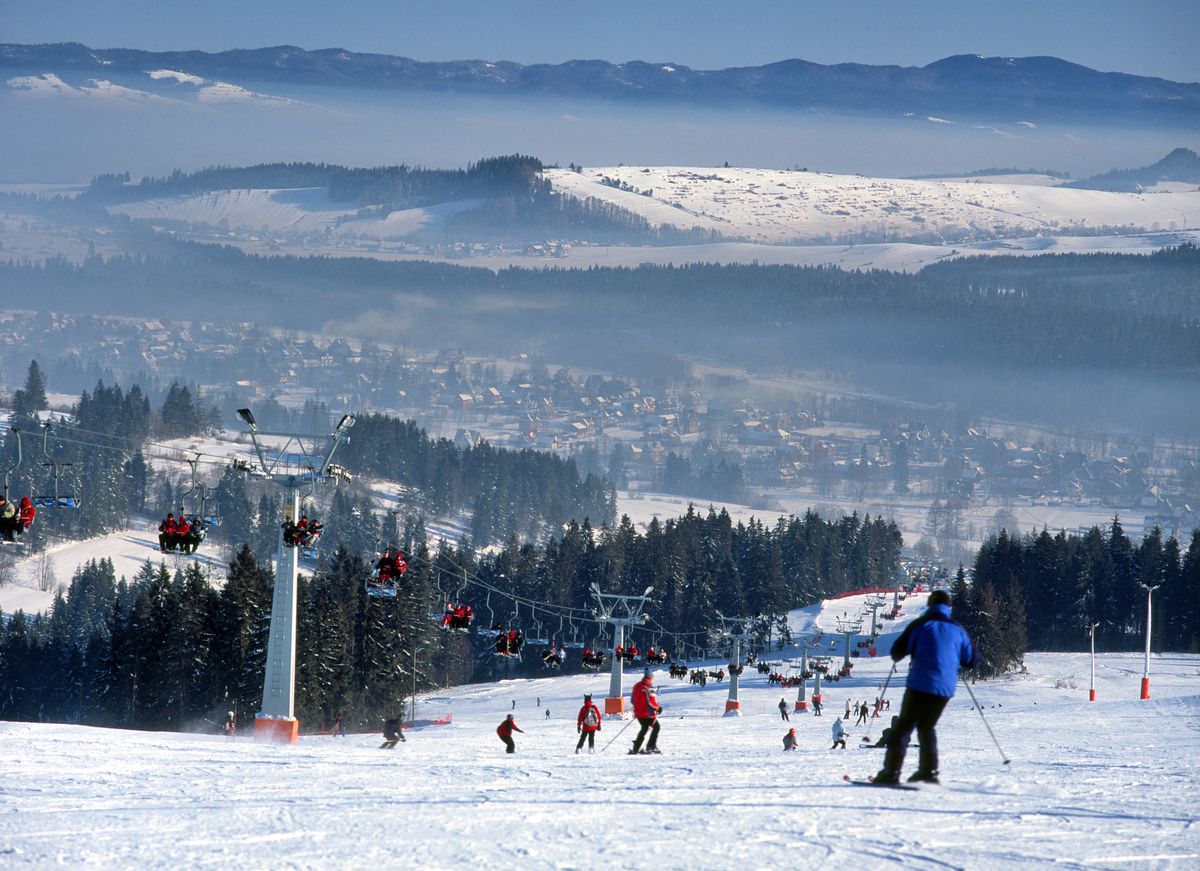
left=576, top=693, right=602, bottom=754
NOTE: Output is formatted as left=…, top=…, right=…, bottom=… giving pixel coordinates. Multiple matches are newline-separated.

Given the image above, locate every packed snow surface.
left=1, top=625, right=1196, bottom=868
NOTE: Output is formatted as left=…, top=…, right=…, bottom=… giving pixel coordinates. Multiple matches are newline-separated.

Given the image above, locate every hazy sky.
left=4, top=0, right=1199, bottom=82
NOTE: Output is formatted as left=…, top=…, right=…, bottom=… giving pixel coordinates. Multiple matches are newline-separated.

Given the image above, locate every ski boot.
left=872, top=769, right=900, bottom=785
left=907, top=770, right=938, bottom=784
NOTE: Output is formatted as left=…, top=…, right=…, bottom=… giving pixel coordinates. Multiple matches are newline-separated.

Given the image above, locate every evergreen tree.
left=12, top=360, right=48, bottom=420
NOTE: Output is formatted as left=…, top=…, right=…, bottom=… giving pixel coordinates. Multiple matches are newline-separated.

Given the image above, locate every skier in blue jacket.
left=874, top=590, right=979, bottom=784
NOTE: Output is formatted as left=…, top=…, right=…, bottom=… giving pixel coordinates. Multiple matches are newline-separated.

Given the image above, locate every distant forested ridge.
left=83, top=156, right=718, bottom=244
left=1062, top=148, right=1200, bottom=192
left=4, top=244, right=1197, bottom=376
left=87, top=156, right=544, bottom=207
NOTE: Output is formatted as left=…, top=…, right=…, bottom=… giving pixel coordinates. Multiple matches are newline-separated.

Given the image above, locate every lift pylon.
left=591, top=584, right=653, bottom=716
left=234, top=409, right=354, bottom=742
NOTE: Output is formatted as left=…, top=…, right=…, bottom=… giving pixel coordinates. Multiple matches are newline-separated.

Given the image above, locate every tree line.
left=961, top=521, right=1200, bottom=676
left=0, top=503, right=903, bottom=731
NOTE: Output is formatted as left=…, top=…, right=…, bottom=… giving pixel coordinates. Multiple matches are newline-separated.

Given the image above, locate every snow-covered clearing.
left=109, top=188, right=484, bottom=239
left=615, top=488, right=1142, bottom=559
left=217, top=227, right=1200, bottom=273
left=2, top=637, right=1196, bottom=867
left=546, top=166, right=1200, bottom=244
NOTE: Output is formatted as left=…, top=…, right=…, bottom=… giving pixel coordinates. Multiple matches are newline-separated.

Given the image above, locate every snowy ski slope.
left=1, top=630, right=1196, bottom=868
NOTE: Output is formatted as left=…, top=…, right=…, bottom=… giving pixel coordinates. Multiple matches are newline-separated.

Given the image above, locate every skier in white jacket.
left=831, top=717, right=847, bottom=750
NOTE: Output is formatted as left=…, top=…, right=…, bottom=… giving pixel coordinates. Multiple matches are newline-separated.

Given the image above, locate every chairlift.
left=524, top=609, right=550, bottom=647
left=560, top=615, right=584, bottom=650
left=367, top=542, right=408, bottom=598
left=32, top=423, right=80, bottom=510
left=0, top=427, right=36, bottom=544
left=437, top=568, right=474, bottom=632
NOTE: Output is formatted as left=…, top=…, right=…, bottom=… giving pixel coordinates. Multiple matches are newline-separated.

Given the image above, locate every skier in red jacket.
left=158, top=513, right=176, bottom=552
left=497, top=713, right=523, bottom=753
left=576, top=693, right=603, bottom=754
left=630, top=669, right=662, bottom=754
left=17, top=497, right=36, bottom=533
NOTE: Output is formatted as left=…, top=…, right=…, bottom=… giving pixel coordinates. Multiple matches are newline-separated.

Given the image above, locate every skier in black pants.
left=779, top=698, right=790, bottom=721
left=380, top=717, right=406, bottom=749
left=855, top=702, right=869, bottom=725
left=497, top=714, right=522, bottom=753
left=630, top=670, right=661, bottom=754
left=875, top=590, right=979, bottom=784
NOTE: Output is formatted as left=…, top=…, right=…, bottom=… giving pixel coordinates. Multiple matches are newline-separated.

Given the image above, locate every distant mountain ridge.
left=3, top=42, right=1199, bottom=125
left=1064, top=147, right=1200, bottom=191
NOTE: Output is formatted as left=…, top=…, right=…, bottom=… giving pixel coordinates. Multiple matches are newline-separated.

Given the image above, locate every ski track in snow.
left=1, top=646, right=1197, bottom=868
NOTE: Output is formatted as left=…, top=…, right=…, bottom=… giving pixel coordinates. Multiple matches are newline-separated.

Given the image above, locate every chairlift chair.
left=367, top=543, right=407, bottom=598
left=32, top=423, right=79, bottom=510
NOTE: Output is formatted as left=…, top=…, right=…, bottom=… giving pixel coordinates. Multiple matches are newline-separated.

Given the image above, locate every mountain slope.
left=4, top=43, right=1199, bottom=125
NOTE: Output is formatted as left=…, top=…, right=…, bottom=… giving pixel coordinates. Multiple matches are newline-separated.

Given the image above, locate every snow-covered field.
left=2, top=621, right=1196, bottom=868
left=546, top=166, right=1200, bottom=244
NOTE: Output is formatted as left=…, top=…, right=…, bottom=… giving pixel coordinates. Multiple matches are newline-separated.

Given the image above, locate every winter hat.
left=928, top=590, right=951, bottom=608
left=583, top=693, right=592, bottom=700
left=506, top=713, right=514, bottom=720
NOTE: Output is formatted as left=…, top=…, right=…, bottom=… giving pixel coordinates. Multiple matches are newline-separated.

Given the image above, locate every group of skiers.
left=157, top=512, right=207, bottom=554
left=846, top=698, right=888, bottom=724
left=0, top=495, right=36, bottom=542
left=365, top=591, right=977, bottom=786
left=281, top=515, right=324, bottom=549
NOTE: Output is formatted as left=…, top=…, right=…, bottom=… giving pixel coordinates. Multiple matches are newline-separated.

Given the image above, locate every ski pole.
left=861, top=662, right=897, bottom=743
left=599, top=717, right=637, bottom=753
left=960, top=675, right=1010, bottom=765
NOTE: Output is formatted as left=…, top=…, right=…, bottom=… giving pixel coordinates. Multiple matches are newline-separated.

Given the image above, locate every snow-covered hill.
left=546, top=166, right=1200, bottom=244
left=2, top=643, right=1195, bottom=867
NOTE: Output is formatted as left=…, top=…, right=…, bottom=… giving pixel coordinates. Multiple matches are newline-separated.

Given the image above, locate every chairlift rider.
left=157, top=511, right=199, bottom=553
left=493, top=625, right=524, bottom=656
left=375, top=547, right=408, bottom=582
left=0, top=495, right=35, bottom=542
left=541, top=644, right=564, bottom=668
left=440, top=602, right=474, bottom=632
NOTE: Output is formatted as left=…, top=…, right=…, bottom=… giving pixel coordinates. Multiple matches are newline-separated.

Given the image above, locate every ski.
left=843, top=774, right=920, bottom=791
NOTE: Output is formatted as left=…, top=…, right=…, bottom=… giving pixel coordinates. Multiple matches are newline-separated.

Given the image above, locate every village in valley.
left=3, top=308, right=1195, bottom=564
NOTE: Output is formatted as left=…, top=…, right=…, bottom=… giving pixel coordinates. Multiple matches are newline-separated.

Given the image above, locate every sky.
left=3, top=0, right=1199, bottom=83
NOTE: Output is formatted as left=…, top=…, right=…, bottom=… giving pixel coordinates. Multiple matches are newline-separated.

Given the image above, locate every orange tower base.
left=724, top=699, right=741, bottom=715
left=1140, top=677, right=1150, bottom=700
left=254, top=716, right=300, bottom=743
left=1089, top=689, right=1095, bottom=702
left=794, top=699, right=808, bottom=712
left=605, top=697, right=626, bottom=715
